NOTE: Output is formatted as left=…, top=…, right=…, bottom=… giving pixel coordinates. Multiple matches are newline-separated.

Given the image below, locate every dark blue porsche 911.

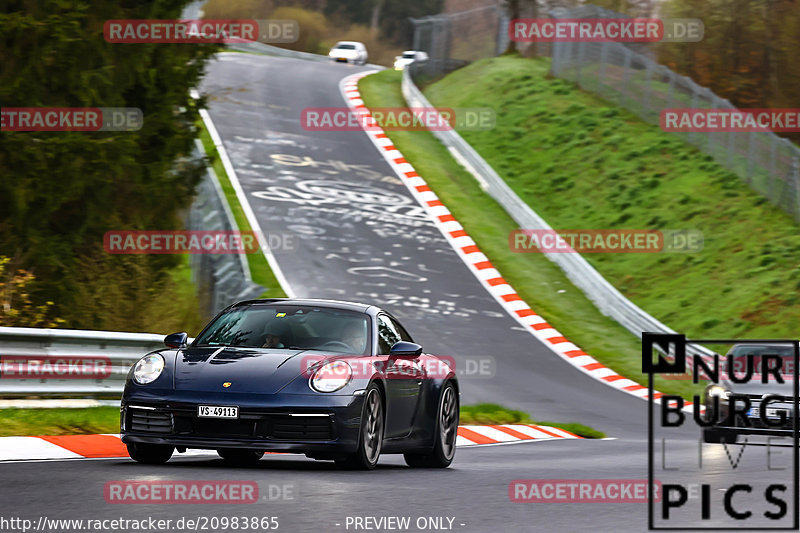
left=120, top=298, right=459, bottom=469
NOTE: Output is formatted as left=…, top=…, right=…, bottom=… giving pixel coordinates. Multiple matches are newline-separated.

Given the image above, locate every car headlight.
left=706, top=384, right=729, bottom=400
left=310, top=361, right=352, bottom=393
left=133, top=354, right=165, bottom=385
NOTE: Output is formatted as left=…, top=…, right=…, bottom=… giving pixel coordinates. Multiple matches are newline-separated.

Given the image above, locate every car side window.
left=388, top=316, right=413, bottom=342
left=376, top=314, right=401, bottom=354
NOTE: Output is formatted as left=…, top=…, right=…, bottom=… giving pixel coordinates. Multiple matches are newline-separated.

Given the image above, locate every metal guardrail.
left=188, top=139, right=265, bottom=317
left=402, top=67, right=716, bottom=365
left=0, top=327, right=171, bottom=397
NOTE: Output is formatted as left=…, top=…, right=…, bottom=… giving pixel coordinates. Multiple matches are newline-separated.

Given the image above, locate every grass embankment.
left=197, top=119, right=287, bottom=299
left=359, top=59, right=800, bottom=399
left=423, top=56, right=800, bottom=346
left=0, top=407, right=120, bottom=437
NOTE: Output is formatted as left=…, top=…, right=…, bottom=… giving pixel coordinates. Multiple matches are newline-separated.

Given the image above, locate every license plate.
left=748, top=407, right=787, bottom=419
left=198, top=405, right=238, bottom=419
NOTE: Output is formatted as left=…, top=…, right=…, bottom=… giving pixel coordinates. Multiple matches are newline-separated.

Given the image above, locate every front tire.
left=336, top=384, right=384, bottom=470
left=404, top=381, right=458, bottom=468
left=218, top=449, right=265, bottom=466
left=126, top=443, right=174, bottom=464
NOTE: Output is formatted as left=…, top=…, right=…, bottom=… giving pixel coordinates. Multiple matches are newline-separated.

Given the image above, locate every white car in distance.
left=329, top=41, right=368, bottom=65
left=394, top=50, right=429, bottom=70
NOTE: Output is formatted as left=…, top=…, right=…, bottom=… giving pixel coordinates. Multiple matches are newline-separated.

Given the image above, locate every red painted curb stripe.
left=38, top=435, right=129, bottom=458
left=542, top=425, right=582, bottom=439
left=530, top=425, right=570, bottom=439
left=456, top=427, right=497, bottom=445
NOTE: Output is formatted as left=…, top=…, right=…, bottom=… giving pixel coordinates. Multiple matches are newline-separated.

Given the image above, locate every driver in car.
left=262, top=333, right=283, bottom=348
left=261, top=322, right=291, bottom=348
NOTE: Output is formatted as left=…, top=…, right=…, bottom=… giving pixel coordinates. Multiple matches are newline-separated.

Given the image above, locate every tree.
left=0, top=0, right=216, bottom=328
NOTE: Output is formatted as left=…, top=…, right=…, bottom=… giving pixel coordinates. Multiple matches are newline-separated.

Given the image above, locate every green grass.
left=358, top=68, right=703, bottom=400
left=460, top=403, right=605, bottom=438
left=197, top=120, right=287, bottom=298
left=0, top=407, right=120, bottom=437
left=423, top=56, right=800, bottom=340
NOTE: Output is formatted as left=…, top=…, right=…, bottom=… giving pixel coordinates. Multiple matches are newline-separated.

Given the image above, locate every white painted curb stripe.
left=0, top=437, right=83, bottom=461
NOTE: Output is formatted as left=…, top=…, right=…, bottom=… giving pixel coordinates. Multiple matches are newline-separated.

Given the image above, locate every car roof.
left=335, top=41, right=363, bottom=46
left=730, top=342, right=797, bottom=347
left=230, top=298, right=376, bottom=314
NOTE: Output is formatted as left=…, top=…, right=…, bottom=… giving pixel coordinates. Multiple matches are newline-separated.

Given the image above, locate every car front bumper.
left=120, top=390, right=365, bottom=454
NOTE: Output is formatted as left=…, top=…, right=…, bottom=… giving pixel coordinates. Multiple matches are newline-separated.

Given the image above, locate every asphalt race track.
left=196, top=53, right=648, bottom=437
left=2, top=53, right=794, bottom=532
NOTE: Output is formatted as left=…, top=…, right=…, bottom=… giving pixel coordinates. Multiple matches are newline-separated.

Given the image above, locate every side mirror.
left=164, top=332, right=188, bottom=349
left=389, top=341, right=422, bottom=357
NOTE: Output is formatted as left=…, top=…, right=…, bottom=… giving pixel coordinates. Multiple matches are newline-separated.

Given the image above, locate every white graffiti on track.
left=271, top=154, right=384, bottom=179
left=250, top=180, right=426, bottom=217
left=352, top=292, right=506, bottom=319
left=302, top=205, right=430, bottom=226
left=346, top=266, right=428, bottom=283
left=286, top=224, right=326, bottom=236
left=299, top=180, right=409, bottom=205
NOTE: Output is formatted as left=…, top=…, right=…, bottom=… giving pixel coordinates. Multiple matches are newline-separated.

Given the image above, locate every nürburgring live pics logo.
left=643, top=332, right=799, bottom=530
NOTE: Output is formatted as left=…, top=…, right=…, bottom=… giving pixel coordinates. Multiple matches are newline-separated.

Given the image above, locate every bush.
left=0, top=256, right=64, bottom=328
left=270, top=6, right=328, bottom=53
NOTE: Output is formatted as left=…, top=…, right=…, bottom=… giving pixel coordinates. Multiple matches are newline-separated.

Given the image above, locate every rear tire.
left=126, top=443, right=174, bottom=465
left=404, top=381, right=458, bottom=468
left=336, top=384, right=384, bottom=470
left=218, top=449, right=265, bottom=466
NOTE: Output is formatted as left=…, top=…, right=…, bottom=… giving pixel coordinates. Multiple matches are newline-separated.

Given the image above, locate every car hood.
left=721, top=379, right=795, bottom=398
left=173, top=346, right=311, bottom=394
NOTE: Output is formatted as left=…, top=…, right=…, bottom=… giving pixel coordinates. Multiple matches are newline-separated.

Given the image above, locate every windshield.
left=728, top=344, right=796, bottom=378
left=193, top=305, right=370, bottom=354
left=402, top=52, right=416, bottom=58
left=335, top=44, right=356, bottom=50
